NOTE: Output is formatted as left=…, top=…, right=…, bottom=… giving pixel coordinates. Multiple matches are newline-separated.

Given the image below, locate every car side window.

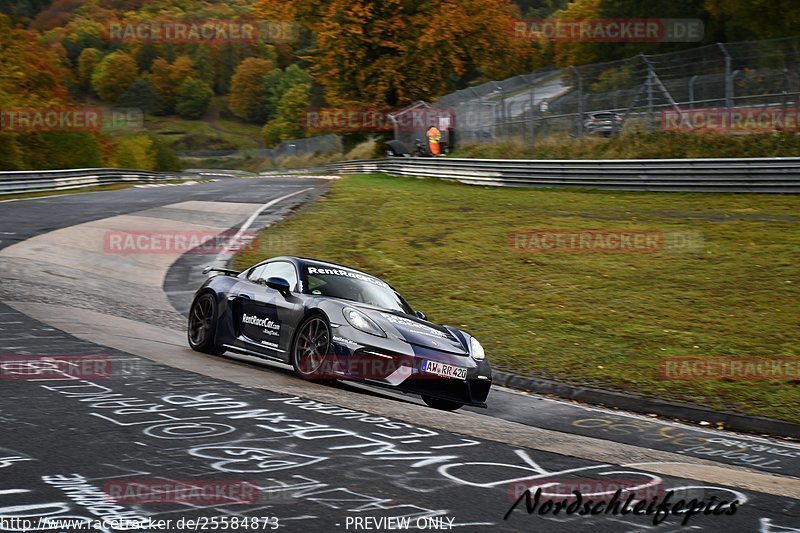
left=247, top=264, right=267, bottom=282
left=252, top=261, right=298, bottom=291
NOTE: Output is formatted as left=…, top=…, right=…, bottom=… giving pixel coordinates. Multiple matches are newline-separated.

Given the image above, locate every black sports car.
left=187, top=256, right=492, bottom=410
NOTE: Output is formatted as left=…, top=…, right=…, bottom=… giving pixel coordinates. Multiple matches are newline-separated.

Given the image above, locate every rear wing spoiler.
left=202, top=266, right=240, bottom=276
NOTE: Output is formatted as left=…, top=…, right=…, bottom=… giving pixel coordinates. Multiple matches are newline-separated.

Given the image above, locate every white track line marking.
left=215, top=187, right=314, bottom=261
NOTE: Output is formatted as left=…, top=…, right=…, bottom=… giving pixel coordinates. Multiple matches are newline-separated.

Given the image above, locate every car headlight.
left=470, top=337, right=485, bottom=361
left=343, top=307, right=386, bottom=337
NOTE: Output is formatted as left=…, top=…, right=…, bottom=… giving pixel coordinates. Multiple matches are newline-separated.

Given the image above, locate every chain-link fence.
left=267, top=134, right=342, bottom=160
left=407, top=36, right=800, bottom=148
left=176, top=134, right=342, bottom=163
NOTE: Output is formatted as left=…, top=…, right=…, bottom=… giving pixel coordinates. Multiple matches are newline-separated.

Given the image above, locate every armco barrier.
left=0, top=168, right=184, bottom=195
left=324, top=157, right=800, bottom=193
left=5, top=158, right=800, bottom=195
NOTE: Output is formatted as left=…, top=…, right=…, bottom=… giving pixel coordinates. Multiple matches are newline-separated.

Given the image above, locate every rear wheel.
left=422, top=395, right=464, bottom=411
left=188, top=293, right=226, bottom=355
left=291, top=315, right=333, bottom=381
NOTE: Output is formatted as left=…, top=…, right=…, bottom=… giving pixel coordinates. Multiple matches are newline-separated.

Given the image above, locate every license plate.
left=421, top=360, right=467, bottom=380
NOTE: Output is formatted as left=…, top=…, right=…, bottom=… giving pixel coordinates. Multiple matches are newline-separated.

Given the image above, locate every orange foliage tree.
left=254, top=0, right=537, bottom=107
left=151, top=55, right=197, bottom=112
left=228, top=57, right=274, bottom=122
left=0, top=14, right=70, bottom=109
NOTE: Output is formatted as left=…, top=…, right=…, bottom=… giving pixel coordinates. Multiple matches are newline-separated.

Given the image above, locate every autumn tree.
left=705, top=0, right=800, bottom=41
left=192, top=45, right=217, bottom=88
left=0, top=14, right=70, bottom=109
left=176, top=79, right=214, bottom=119
left=256, top=0, right=534, bottom=107
left=151, top=55, right=197, bottom=113
left=135, top=43, right=160, bottom=72
left=114, top=134, right=157, bottom=170
left=228, top=57, right=274, bottom=122
left=261, top=83, right=311, bottom=146
left=0, top=13, right=75, bottom=169
left=19, top=131, right=103, bottom=170
left=118, top=78, right=163, bottom=114
left=151, top=135, right=181, bottom=172
left=596, top=0, right=710, bottom=58
left=77, top=47, right=102, bottom=92
left=262, top=65, right=312, bottom=121
left=0, top=0, right=55, bottom=24
left=548, top=0, right=603, bottom=68
left=91, top=51, right=138, bottom=102
left=31, top=0, right=84, bottom=32
left=215, top=42, right=244, bottom=94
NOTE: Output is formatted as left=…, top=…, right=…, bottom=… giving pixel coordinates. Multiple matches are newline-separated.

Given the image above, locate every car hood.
left=358, top=307, right=468, bottom=355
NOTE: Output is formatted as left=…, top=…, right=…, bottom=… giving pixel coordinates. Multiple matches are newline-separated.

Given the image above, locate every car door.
left=233, top=260, right=304, bottom=361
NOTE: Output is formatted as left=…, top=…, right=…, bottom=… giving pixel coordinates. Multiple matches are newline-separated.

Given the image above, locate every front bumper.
left=329, top=330, right=493, bottom=407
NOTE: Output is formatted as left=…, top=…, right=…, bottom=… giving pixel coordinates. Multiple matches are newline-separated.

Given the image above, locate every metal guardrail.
left=0, top=168, right=184, bottom=195
left=324, top=157, right=800, bottom=193
left=5, top=158, right=799, bottom=195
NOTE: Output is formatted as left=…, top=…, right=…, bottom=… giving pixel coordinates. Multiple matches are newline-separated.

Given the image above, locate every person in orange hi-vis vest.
left=426, top=124, right=442, bottom=156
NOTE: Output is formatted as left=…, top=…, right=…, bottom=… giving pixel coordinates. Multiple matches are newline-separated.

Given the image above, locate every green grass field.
left=235, top=174, right=800, bottom=423
left=144, top=114, right=264, bottom=150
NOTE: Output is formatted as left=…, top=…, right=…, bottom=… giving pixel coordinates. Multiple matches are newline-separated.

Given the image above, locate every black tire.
left=422, top=395, right=464, bottom=411
left=291, top=315, right=333, bottom=381
left=188, top=293, right=226, bottom=355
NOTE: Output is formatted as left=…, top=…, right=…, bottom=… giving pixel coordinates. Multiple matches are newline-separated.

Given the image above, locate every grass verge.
left=235, top=174, right=800, bottom=423
left=451, top=131, right=800, bottom=159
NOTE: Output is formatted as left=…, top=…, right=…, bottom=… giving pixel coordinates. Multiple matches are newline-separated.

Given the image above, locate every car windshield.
left=304, top=266, right=414, bottom=314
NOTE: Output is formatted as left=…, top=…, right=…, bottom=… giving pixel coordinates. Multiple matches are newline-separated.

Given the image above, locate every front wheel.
left=422, top=395, right=464, bottom=411
left=291, top=315, right=333, bottom=381
left=188, top=293, right=226, bottom=355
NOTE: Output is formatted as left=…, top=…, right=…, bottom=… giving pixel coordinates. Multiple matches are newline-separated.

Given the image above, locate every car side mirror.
left=416, top=310, right=426, bottom=320
left=266, top=277, right=291, bottom=297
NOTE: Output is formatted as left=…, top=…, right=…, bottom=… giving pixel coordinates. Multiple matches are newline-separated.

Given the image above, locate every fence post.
left=640, top=54, right=654, bottom=132
left=570, top=66, right=584, bottom=136
left=718, top=42, right=733, bottom=109
left=647, top=71, right=655, bottom=132
left=783, top=67, right=789, bottom=116
left=526, top=74, right=536, bottom=144
left=496, top=84, right=506, bottom=138
left=689, top=75, right=698, bottom=109
left=480, top=93, right=496, bottom=141
left=388, top=113, right=399, bottom=142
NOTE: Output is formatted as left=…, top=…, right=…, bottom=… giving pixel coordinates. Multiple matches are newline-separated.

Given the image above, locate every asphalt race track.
left=0, top=176, right=798, bottom=532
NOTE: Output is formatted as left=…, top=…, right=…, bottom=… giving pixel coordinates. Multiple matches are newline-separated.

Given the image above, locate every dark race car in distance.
left=188, top=256, right=492, bottom=410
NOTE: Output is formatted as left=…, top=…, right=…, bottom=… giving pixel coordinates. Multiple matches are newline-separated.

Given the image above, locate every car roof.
left=256, top=256, right=407, bottom=303
left=264, top=256, right=394, bottom=287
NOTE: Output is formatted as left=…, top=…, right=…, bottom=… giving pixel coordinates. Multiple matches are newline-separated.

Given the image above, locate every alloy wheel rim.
left=296, top=317, right=330, bottom=376
left=189, top=296, right=213, bottom=346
